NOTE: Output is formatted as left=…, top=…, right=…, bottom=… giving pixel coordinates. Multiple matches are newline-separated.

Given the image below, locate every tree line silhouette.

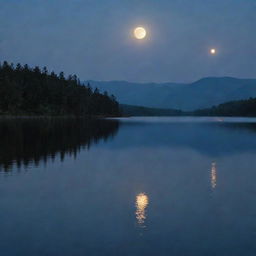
left=0, top=61, right=120, bottom=116
left=194, top=98, right=256, bottom=117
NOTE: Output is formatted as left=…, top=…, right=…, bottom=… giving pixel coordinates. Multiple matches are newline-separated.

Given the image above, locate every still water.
left=1, top=117, right=256, bottom=256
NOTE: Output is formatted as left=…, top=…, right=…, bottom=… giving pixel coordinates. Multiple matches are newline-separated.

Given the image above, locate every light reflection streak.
left=211, top=162, right=217, bottom=189
left=135, top=193, right=149, bottom=227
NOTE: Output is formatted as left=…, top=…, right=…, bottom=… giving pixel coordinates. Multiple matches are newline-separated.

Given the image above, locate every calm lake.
left=1, top=117, right=256, bottom=256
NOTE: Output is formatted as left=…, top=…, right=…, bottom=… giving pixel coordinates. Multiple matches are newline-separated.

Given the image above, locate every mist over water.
left=1, top=117, right=256, bottom=256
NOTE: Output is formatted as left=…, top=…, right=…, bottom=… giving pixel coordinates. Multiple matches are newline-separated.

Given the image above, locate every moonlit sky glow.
left=210, top=48, right=216, bottom=55
left=0, top=0, right=255, bottom=82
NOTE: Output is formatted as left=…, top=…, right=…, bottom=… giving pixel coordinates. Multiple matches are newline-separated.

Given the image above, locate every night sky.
left=1, top=0, right=255, bottom=82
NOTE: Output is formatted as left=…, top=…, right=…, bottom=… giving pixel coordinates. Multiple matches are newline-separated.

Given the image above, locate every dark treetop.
left=0, top=61, right=120, bottom=116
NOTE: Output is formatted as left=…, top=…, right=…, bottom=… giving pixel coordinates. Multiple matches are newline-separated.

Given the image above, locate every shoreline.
left=0, top=114, right=122, bottom=119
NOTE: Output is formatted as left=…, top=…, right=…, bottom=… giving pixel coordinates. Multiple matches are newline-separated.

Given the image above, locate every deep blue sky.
left=0, top=0, right=255, bottom=82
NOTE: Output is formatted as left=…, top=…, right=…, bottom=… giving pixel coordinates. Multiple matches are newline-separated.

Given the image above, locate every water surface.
left=1, top=117, right=256, bottom=256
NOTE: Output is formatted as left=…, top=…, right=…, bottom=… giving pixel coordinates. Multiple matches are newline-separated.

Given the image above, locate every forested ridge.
left=121, top=99, right=256, bottom=117
left=194, top=98, right=256, bottom=117
left=2, top=60, right=255, bottom=117
left=0, top=61, right=120, bottom=116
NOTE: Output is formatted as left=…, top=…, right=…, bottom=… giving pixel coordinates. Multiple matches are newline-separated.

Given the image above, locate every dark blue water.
left=1, top=117, right=256, bottom=256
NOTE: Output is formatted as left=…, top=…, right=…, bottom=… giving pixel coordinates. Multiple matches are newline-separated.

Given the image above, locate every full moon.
left=134, top=27, right=147, bottom=39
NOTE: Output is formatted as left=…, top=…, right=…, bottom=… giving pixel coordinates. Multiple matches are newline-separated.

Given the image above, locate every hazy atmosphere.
left=2, top=1, right=256, bottom=255
left=1, top=0, right=256, bottom=82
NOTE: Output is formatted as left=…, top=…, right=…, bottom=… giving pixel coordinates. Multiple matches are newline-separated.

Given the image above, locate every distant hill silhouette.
left=120, top=104, right=183, bottom=116
left=86, top=77, right=256, bottom=111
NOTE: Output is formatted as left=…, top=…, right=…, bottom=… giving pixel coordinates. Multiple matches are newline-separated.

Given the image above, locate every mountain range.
left=85, top=77, right=256, bottom=111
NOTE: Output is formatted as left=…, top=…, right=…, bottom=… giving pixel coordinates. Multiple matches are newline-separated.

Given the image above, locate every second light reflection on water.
left=211, top=162, right=217, bottom=189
